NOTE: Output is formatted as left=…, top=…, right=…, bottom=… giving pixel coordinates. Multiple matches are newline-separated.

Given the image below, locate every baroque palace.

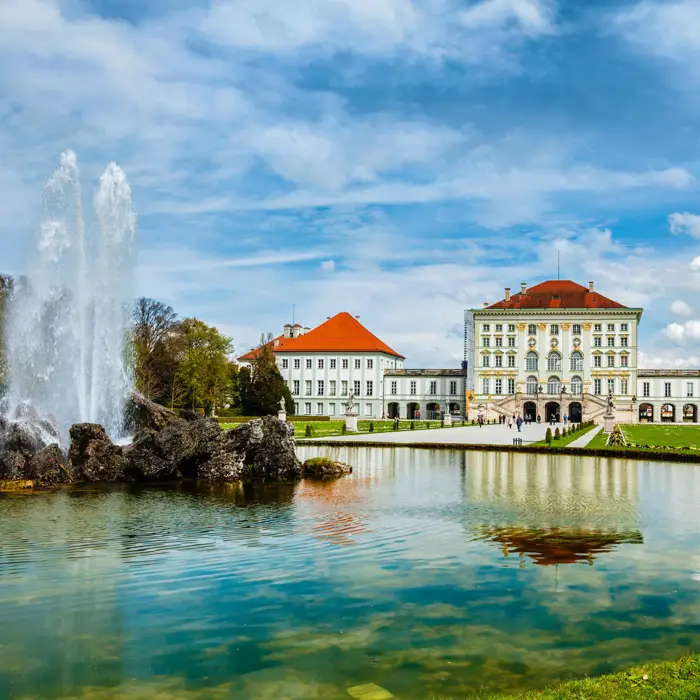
left=239, top=280, right=699, bottom=424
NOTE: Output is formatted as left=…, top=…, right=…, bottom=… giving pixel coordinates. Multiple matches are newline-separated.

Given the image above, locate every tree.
left=0, top=275, right=14, bottom=389
left=132, top=297, right=178, bottom=400
left=176, top=318, right=233, bottom=414
left=242, top=343, right=294, bottom=416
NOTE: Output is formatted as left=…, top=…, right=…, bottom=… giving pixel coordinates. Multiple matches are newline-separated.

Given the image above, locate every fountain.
left=2, top=150, right=136, bottom=445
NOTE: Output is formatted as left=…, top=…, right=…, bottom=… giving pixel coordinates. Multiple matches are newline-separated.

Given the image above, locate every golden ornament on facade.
left=516, top=323, right=526, bottom=331
left=562, top=323, right=570, bottom=331
left=582, top=323, right=592, bottom=331
left=538, top=323, right=547, bottom=331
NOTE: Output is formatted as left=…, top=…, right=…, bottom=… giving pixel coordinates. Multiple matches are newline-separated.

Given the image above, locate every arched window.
left=547, top=351, right=562, bottom=372
left=526, top=376, right=538, bottom=394
left=526, top=351, right=538, bottom=371
left=547, top=376, right=561, bottom=394
left=571, top=376, right=583, bottom=395
left=570, top=351, right=583, bottom=372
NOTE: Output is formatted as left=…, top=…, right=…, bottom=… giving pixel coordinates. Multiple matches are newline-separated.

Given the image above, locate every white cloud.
left=459, top=0, right=556, bottom=36
left=691, top=257, right=700, bottom=271
left=664, top=319, right=700, bottom=342
left=321, top=260, right=336, bottom=272
left=670, top=299, right=693, bottom=315
left=669, top=212, right=700, bottom=238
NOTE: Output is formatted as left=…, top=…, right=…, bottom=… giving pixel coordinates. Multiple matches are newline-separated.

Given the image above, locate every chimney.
left=589, top=281, right=594, bottom=292
left=504, top=287, right=511, bottom=302
left=302, top=326, right=310, bottom=335
left=521, top=282, right=527, bottom=295
left=283, top=323, right=292, bottom=339
left=355, top=315, right=360, bottom=320
left=482, top=302, right=489, bottom=308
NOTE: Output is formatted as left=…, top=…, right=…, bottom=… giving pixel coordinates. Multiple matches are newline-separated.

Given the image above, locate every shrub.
left=341, top=424, right=347, bottom=435
left=554, top=427, right=560, bottom=440
left=546, top=428, right=552, bottom=445
left=369, top=422, right=374, bottom=432
left=472, top=419, right=475, bottom=425
left=305, top=424, right=313, bottom=437
left=411, top=421, right=415, bottom=430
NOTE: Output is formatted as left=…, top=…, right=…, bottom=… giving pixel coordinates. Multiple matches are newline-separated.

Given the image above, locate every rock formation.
left=302, top=457, right=353, bottom=477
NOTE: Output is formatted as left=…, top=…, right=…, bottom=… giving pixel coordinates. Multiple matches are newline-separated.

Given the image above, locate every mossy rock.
left=302, top=457, right=353, bottom=478
left=0, top=480, right=34, bottom=492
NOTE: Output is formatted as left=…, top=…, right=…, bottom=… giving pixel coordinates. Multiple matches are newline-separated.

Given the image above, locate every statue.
left=444, top=398, right=450, bottom=414
left=279, top=397, right=286, bottom=412
left=346, top=393, right=356, bottom=414
left=607, top=391, right=614, bottom=414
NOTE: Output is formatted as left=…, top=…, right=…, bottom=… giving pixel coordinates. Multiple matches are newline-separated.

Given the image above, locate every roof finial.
left=557, top=250, right=560, bottom=280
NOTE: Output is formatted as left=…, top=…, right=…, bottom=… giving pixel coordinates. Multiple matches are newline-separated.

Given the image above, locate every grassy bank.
left=530, top=422, right=598, bottom=448
left=439, top=652, right=700, bottom=699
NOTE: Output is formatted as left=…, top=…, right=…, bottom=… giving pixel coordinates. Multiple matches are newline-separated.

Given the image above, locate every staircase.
left=487, top=392, right=610, bottom=424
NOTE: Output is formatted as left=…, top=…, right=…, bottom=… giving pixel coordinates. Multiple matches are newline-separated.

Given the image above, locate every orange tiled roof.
left=238, top=312, right=404, bottom=361
left=486, top=280, right=627, bottom=310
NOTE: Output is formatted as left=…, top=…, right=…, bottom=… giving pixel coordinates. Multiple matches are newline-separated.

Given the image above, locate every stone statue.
left=279, top=397, right=286, bottom=412
left=346, top=393, right=356, bottom=414
left=444, top=398, right=450, bottom=414
left=606, top=391, right=615, bottom=416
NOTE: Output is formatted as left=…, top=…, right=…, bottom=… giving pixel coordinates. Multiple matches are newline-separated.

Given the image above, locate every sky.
left=2, top=0, right=700, bottom=368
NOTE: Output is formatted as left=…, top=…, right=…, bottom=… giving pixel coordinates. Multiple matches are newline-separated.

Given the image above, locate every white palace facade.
left=239, top=280, right=700, bottom=424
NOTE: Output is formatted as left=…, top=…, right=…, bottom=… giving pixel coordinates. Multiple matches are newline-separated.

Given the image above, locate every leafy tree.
left=242, top=343, right=293, bottom=416
left=176, top=318, right=233, bottom=414
left=545, top=428, right=552, bottom=445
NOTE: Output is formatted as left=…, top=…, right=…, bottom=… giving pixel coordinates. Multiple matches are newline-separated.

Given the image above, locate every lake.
left=1, top=447, right=699, bottom=699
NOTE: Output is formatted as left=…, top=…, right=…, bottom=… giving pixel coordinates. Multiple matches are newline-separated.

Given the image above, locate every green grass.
left=530, top=422, right=598, bottom=447
left=622, top=423, right=700, bottom=448
left=431, top=653, right=700, bottom=699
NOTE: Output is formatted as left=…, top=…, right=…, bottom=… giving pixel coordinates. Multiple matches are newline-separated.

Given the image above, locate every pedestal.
left=345, top=412, right=359, bottom=432
left=443, top=413, right=452, bottom=426
left=603, top=414, right=615, bottom=433
left=278, top=410, right=287, bottom=422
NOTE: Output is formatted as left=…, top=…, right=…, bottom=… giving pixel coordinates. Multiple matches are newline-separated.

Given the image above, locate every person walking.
left=516, top=415, right=523, bottom=432
left=508, top=416, right=513, bottom=429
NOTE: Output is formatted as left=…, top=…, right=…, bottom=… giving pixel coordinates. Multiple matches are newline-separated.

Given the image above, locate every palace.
left=239, top=280, right=699, bottom=424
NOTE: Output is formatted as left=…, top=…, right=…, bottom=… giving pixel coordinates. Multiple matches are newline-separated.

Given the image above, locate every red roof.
left=486, top=280, right=627, bottom=310
left=238, top=312, right=404, bottom=361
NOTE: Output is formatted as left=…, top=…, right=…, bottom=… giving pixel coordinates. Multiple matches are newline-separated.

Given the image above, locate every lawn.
left=621, top=423, right=700, bottom=448
left=436, top=652, right=700, bottom=700
left=530, top=422, right=598, bottom=448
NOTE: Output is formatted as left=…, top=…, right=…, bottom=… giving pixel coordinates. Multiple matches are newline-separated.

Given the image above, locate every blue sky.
left=2, top=0, right=700, bottom=367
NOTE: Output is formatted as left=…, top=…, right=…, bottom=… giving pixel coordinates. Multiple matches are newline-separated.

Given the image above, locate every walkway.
left=318, top=421, right=564, bottom=446
left=568, top=424, right=603, bottom=448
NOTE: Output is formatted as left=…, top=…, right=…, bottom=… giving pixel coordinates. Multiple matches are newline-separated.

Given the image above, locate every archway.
left=523, top=401, right=537, bottom=422
left=569, top=402, right=582, bottom=423
left=661, top=403, right=675, bottom=422
left=684, top=404, right=697, bottom=422
left=426, top=402, right=440, bottom=419
left=639, top=403, right=653, bottom=422
left=449, top=402, right=460, bottom=416
left=387, top=402, right=400, bottom=419
left=407, top=402, right=420, bottom=419
left=545, top=401, right=560, bottom=423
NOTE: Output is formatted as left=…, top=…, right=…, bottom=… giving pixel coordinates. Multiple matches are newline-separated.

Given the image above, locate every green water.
left=1, top=448, right=699, bottom=699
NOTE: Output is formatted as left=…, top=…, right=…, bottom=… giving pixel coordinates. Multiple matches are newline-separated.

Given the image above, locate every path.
left=568, top=424, right=603, bottom=448
left=317, top=421, right=565, bottom=446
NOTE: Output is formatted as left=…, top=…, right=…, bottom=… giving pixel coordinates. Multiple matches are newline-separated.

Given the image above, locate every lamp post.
left=560, top=385, right=567, bottom=424
left=631, top=395, right=637, bottom=424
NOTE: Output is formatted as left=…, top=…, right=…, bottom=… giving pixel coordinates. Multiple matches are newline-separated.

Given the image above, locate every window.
left=608, top=378, right=615, bottom=395
left=594, top=378, right=602, bottom=395
left=571, top=376, right=582, bottom=395
left=483, top=355, right=490, bottom=367
left=607, top=355, right=615, bottom=368
left=294, top=402, right=299, bottom=414
left=526, top=351, right=538, bottom=371
left=665, top=382, right=672, bottom=397
left=508, top=324, right=515, bottom=332
left=329, top=380, right=336, bottom=396
left=495, top=324, right=502, bottom=332
left=507, top=355, right=516, bottom=368
left=621, top=379, right=628, bottom=395
left=318, top=359, right=324, bottom=369
left=330, top=359, right=336, bottom=369
left=293, top=380, right=300, bottom=395
left=643, top=382, right=650, bottom=397
left=572, top=324, right=582, bottom=336
left=366, top=380, right=373, bottom=396
left=482, top=378, right=490, bottom=394
left=570, top=351, right=583, bottom=371
left=367, top=359, right=373, bottom=369
left=688, top=382, right=694, bottom=398
left=528, top=324, right=537, bottom=335
left=294, top=358, right=300, bottom=369
left=410, top=381, right=417, bottom=395
left=354, top=359, right=361, bottom=369
left=594, top=355, right=602, bottom=367
left=508, top=377, right=515, bottom=394
left=594, top=337, right=602, bottom=347
left=620, top=336, right=628, bottom=347
left=342, top=359, right=349, bottom=369
left=547, top=352, right=562, bottom=372
left=495, top=355, right=503, bottom=367
left=305, top=380, right=312, bottom=396
left=527, top=376, right=538, bottom=394
left=304, top=402, right=312, bottom=415
left=341, top=380, right=348, bottom=396
left=354, top=380, right=361, bottom=396
left=594, top=323, right=602, bottom=332
left=607, top=323, right=614, bottom=332
left=547, top=376, right=561, bottom=394
left=317, top=402, right=324, bottom=415
left=365, top=403, right=372, bottom=417
left=317, top=380, right=324, bottom=395
left=620, top=355, right=628, bottom=367
left=281, top=359, right=288, bottom=369
left=329, top=403, right=336, bottom=416
left=483, top=337, right=490, bottom=347
left=495, top=337, right=503, bottom=347
left=495, top=378, right=503, bottom=394
left=550, top=324, right=559, bottom=336
left=450, top=380, right=457, bottom=395
left=621, top=323, right=628, bottom=332
left=508, top=336, right=516, bottom=347
left=429, top=381, right=437, bottom=394
left=391, top=381, right=397, bottom=395
left=483, top=324, right=490, bottom=332
left=306, top=359, right=312, bottom=369
left=607, top=336, right=615, bottom=347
